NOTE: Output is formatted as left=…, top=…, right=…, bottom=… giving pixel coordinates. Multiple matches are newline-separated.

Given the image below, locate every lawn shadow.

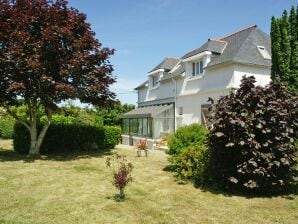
left=199, top=184, right=298, bottom=199
left=162, top=164, right=298, bottom=199
left=0, top=148, right=113, bottom=163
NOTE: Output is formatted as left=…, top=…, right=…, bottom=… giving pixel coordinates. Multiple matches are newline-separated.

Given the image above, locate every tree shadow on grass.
left=198, top=184, right=298, bottom=200
left=162, top=164, right=298, bottom=199
left=0, top=148, right=113, bottom=163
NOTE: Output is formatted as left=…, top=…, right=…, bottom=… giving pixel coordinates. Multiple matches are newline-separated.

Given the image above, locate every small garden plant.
left=137, top=139, right=148, bottom=156
left=106, top=154, right=134, bottom=200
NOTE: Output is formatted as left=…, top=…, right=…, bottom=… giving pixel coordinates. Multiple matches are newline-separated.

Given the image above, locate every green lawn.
left=0, top=140, right=297, bottom=224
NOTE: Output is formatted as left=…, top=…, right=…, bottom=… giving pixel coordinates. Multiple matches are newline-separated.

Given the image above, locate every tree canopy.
left=271, top=5, right=298, bottom=92
left=0, top=0, right=116, bottom=154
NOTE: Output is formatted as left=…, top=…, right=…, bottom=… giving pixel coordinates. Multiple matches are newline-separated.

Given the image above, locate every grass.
left=0, top=140, right=297, bottom=224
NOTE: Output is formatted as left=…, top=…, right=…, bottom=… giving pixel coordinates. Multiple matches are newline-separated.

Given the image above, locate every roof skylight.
left=257, top=46, right=271, bottom=60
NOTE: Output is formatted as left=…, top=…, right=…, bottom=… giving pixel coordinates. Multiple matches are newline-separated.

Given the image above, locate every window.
left=152, top=75, right=159, bottom=87
left=142, top=118, right=148, bottom=137
left=257, top=46, right=271, bottom=60
left=192, top=60, right=204, bottom=76
left=178, top=107, right=183, bottom=115
left=122, top=119, right=129, bottom=135
left=122, top=118, right=153, bottom=138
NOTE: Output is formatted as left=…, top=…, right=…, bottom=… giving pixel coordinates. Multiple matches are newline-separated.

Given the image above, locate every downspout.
left=171, top=77, right=177, bottom=131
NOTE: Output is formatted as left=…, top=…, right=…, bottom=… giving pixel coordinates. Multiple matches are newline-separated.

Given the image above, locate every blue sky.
left=68, top=0, right=297, bottom=105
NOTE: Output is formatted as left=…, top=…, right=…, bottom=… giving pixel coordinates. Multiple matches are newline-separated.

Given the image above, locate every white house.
left=121, top=25, right=272, bottom=148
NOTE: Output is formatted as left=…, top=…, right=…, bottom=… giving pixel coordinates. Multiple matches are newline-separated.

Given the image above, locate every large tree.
left=271, top=5, right=298, bottom=92
left=0, top=0, right=116, bottom=154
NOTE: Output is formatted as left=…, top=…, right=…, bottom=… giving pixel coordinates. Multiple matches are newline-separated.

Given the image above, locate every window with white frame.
left=257, top=46, right=271, bottom=60
left=192, top=60, right=204, bottom=76
left=151, top=75, right=159, bottom=87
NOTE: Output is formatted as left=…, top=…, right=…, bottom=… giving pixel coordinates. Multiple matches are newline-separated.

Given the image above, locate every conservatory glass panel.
left=137, top=118, right=143, bottom=136
left=142, top=118, right=148, bottom=137
left=122, top=119, right=129, bottom=135
left=130, top=118, right=138, bottom=136
left=153, top=107, right=174, bottom=139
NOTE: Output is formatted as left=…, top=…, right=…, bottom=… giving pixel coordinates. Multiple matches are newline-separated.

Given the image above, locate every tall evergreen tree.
left=270, top=5, right=298, bottom=92
left=279, top=11, right=291, bottom=80
left=270, top=17, right=282, bottom=80
left=289, top=6, right=297, bottom=68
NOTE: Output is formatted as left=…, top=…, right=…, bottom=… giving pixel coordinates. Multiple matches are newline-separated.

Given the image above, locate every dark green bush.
left=209, top=76, right=298, bottom=193
left=13, top=123, right=121, bottom=154
left=0, top=116, right=15, bottom=139
left=103, top=126, right=121, bottom=149
left=167, top=124, right=208, bottom=156
left=170, top=145, right=212, bottom=185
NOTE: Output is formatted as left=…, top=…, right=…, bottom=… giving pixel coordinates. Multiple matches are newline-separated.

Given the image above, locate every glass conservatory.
left=121, top=104, right=175, bottom=141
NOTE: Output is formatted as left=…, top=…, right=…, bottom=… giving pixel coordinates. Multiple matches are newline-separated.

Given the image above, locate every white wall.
left=137, top=79, right=176, bottom=104
left=147, top=80, right=175, bottom=101
left=138, top=87, right=148, bottom=103
left=232, top=64, right=271, bottom=88
left=177, top=63, right=235, bottom=96
left=176, top=89, right=231, bottom=127
left=137, top=62, right=271, bottom=129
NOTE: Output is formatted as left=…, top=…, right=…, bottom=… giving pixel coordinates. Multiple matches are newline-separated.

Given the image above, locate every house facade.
left=121, top=25, right=272, bottom=148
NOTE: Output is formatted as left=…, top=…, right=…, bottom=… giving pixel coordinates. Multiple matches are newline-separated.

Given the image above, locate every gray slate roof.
left=149, top=57, right=180, bottom=73
left=136, top=25, right=271, bottom=90
left=207, top=25, right=271, bottom=67
left=160, top=61, right=185, bottom=81
left=120, top=104, right=173, bottom=118
left=181, top=39, right=227, bottom=59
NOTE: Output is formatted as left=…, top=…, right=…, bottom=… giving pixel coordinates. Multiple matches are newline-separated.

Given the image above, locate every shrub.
left=167, top=124, right=208, bottom=156
left=13, top=123, right=121, bottom=154
left=209, top=76, right=298, bottom=193
left=106, top=154, right=133, bottom=200
left=0, top=116, right=15, bottom=139
left=103, top=126, right=121, bottom=149
left=170, top=145, right=212, bottom=185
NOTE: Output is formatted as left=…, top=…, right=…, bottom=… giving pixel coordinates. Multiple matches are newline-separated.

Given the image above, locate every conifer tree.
left=270, top=5, right=298, bottom=92
left=270, top=17, right=282, bottom=80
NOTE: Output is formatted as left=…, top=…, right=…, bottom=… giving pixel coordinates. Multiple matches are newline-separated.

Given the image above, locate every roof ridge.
left=219, top=24, right=257, bottom=40
left=165, top=57, right=179, bottom=59
left=208, top=38, right=227, bottom=43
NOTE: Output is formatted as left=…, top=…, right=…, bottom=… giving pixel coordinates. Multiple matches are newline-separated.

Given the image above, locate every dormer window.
left=152, top=75, right=159, bottom=87
left=257, top=46, right=271, bottom=60
left=192, top=60, right=204, bottom=76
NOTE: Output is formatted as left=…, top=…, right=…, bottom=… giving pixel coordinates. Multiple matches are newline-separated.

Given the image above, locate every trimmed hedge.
left=13, top=122, right=121, bottom=154
left=0, top=116, right=15, bottom=139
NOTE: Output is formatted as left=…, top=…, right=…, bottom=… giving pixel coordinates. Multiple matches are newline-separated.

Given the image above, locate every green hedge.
left=13, top=123, right=121, bottom=154
left=0, top=116, right=15, bottom=139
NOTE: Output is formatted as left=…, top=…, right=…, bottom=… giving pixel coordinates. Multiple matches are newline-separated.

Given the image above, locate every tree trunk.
left=28, top=108, right=52, bottom=155
left=4, top=103, right=52, bottom=155
left=29, top=123, right=38, bottom=155
left=28, top=121, right=51, bottom=155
